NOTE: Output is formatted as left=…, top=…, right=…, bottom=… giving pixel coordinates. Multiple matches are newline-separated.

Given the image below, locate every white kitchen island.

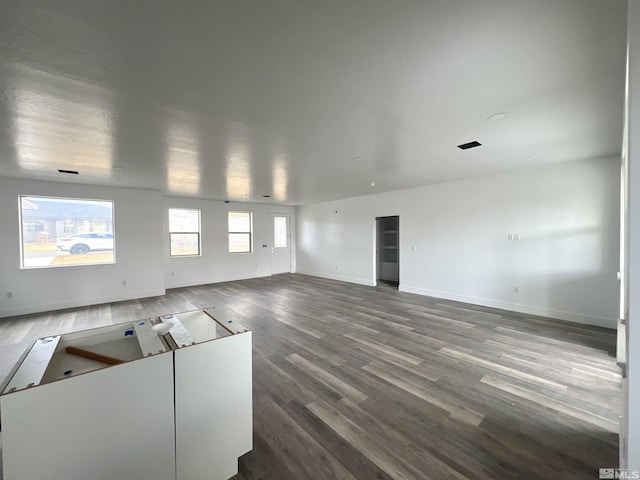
left=0, top=308, right=252, bottom=480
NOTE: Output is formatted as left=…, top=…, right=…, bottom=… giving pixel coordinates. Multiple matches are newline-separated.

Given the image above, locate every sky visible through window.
left=228, top=212, right=252, bottom=253
left=20, top=196, right=115, bottom=269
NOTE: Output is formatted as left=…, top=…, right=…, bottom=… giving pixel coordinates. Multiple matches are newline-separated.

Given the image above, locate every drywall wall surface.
left=163, top=196, right=295, bottom=289
left=297, top=157, right=619, bottom=328
left=0, top=178, right=297, bottom=317
left=0, top=177, right=165, bottom=317
left=624, top=0, right=640, bottom=471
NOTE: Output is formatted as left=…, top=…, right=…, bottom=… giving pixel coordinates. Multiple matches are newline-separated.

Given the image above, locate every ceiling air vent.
left=457, top=141, right=482, bottom=150
left=58, top=169, right=79, bottom=175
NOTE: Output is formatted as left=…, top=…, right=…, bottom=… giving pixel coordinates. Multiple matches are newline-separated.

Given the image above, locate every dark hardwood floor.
left=0, top=274, right=621, bottom=479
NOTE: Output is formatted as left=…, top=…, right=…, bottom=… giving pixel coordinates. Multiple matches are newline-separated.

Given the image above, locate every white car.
left=57, top=233, right=114, bottom=255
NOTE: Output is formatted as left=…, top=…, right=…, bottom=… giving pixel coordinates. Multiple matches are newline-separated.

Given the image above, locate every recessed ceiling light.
left=457, top=141, right=482, bottom=150
left=527, top=154, right=540, bottom=159
left=369, top=181, right=376, bottom=187
left=487, top=112, right=507, bottom=121
left=353, top=156, right=364, bottom=162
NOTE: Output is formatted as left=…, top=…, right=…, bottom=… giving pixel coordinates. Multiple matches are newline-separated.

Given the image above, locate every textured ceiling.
left=0, top=0, right=628, bottom=205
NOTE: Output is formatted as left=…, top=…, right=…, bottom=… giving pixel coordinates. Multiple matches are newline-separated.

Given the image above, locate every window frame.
left=273, top=215, right=288, bottom=249
left=19, top=195, right=116, bottom=270
left=168, top=208, right=202, bottom=257
left=228, top=211, right=253, bottom=254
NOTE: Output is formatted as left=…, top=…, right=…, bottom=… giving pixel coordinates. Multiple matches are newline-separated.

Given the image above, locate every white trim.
left=165, top=273, right=271, bottom=290
left=398, top=285, right=616, bottom=329
left=0, top=288, right=165, bottom=319
left=372, top=219, right=377, bottom=287
left=296, top=270, right=376, bottom=287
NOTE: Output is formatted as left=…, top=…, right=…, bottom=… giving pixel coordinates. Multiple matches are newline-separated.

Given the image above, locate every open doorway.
left=376, top=216, right=399, bottom=288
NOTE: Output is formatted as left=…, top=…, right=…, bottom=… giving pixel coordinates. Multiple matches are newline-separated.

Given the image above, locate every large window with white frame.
left=228, top=211, right=252, bottom=253
left=19, top=195, right=115, bottom=269
left=169, top=208, right=201, bottom=256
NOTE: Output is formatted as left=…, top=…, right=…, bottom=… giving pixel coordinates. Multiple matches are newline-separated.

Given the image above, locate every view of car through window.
left=20, top=196, right=115, bottom=268
left=57, top=233, right=115, bottom=255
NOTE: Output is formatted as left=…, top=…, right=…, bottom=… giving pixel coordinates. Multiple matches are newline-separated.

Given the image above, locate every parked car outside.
left=56, top=233, right=114, bottom=255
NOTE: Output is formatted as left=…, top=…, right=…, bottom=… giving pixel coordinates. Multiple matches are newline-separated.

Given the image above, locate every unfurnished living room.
left=0, top=1, right=639, bottom=479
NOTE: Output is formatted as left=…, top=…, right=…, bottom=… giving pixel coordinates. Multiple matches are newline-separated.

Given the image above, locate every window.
left=19, top=196, right=115, bottom=269
left=228, top=211, right=252, bottom=253
left=169, top=208, right=201, bottom=256
left=273, top=216, right=287, bottom=248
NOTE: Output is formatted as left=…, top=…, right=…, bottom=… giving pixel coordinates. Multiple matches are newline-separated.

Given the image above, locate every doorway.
left=376, top=216, right=399, bottom=288
left=270, top=213, right=291, bottom=275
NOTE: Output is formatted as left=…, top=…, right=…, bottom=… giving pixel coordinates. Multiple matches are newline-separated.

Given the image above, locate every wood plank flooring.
left=0, top=274, right=621, bottom=479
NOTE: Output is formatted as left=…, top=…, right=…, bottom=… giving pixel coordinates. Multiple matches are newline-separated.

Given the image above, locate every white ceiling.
left=0, top=1, right=628, bottom=205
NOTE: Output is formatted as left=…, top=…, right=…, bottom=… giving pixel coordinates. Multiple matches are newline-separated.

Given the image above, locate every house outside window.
left=169, top=208, right=201, bottom=256
left=228, top=212, right=252, bottom=253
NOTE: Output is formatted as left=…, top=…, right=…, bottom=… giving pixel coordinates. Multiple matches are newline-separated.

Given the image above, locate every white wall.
left=624, top=0, right=640, bottom=471
left=297, top=157, right=620, bottom=328
left=0, top=177, right=296, bottom=318
left=163, top=196, right=295, bottom=289
left=0, top=177, right=165, bottom=317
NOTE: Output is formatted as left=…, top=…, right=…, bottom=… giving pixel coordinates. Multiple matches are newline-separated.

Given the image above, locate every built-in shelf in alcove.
left=376, top=215, right=399, bottom=286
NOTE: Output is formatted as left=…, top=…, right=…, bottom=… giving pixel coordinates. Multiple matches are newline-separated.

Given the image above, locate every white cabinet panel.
left=1, top=310, right=253, bottom=480
left=174, top=332, right=253, bottom=480
left=1, top=353, right=175, bottom=480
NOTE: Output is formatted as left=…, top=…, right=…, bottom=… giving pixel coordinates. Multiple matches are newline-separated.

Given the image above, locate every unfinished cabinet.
left=0, top=308, right=252, bottom=480
left=168, top=308, right=253, bottom=480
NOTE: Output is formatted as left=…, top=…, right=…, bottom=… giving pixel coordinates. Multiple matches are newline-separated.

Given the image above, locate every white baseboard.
left=296, top=270, right=376, bottom=287
left=2, top=274, right=614, bottom=331
left=398, top=285, right=616, bottom=329
left=0, top=288, right=166, bottom=319
left=164, top=272, right=272, bottom=290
